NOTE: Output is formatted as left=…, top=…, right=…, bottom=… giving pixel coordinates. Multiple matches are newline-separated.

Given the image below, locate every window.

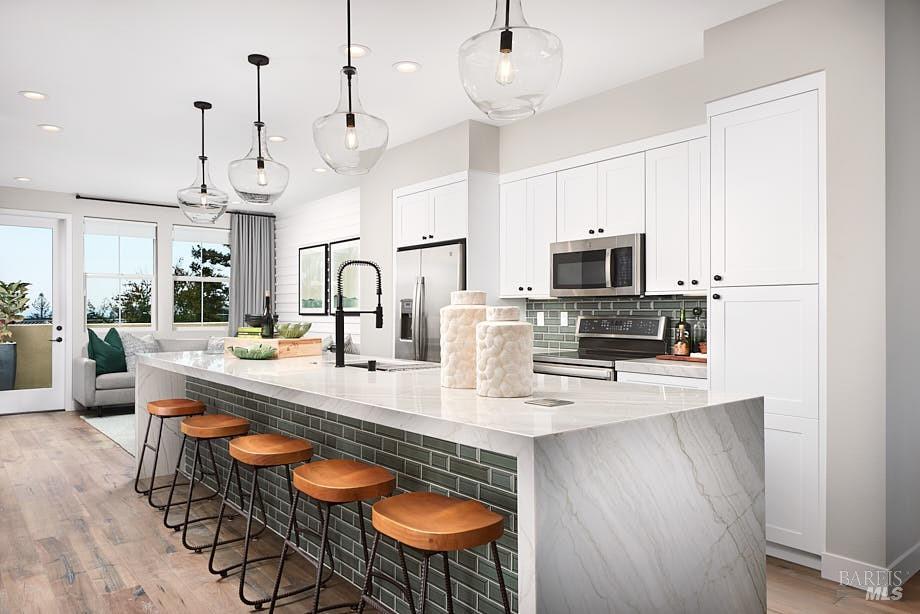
left=84, top=218, right=156, bottom=327
left=172, top=226, right=230, bottom=327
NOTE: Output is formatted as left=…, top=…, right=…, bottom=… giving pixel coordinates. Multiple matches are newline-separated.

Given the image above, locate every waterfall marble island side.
left=136, top=351, right=766, bottom=614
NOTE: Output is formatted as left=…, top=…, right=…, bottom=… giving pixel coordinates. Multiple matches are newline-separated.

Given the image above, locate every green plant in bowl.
left=228, top=344, right=277, bottom=360
left=277, top=322, right=312, bottom=339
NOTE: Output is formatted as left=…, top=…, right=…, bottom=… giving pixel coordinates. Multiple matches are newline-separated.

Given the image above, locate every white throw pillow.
left=121, top=332, right=158, bottom=372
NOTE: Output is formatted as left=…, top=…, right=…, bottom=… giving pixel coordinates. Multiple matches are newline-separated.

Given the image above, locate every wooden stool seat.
left=147, top=398, right=206, bottom=417
left=229, top=433, right=313, bottom=467
left=181, top=414, right=250, bottom=439
left=372, top=492, right=504, bottom=552
left=292, top=459, right=394, bottom=504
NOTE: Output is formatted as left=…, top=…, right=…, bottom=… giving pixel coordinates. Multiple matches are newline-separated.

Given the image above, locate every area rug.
left=80, top=411, right=135, bottom=456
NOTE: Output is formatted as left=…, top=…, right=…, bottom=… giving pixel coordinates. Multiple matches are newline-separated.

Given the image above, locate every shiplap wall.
left=274, top=188, right=361, bottom=344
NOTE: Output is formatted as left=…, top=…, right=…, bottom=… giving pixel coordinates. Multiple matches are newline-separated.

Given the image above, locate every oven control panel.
left=576, top=316, right=667, bottom=341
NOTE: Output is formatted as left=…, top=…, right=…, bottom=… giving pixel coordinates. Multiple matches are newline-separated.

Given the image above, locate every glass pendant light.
left=228, top=54, right=289, bottom=204
left=177, top=101, right=228, bottom=225
left=313, top=0, right=388, bottom=175
left=459, top=0, right=563, bottom=121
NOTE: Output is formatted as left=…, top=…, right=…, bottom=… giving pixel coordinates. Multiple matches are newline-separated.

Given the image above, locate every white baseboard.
left=888, top=537, right=920, bottom=585
left=767, top=542, right=821, bottom=570
left=821, top=551, right=890, bottom=590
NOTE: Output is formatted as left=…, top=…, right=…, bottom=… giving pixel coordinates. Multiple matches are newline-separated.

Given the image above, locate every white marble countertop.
left=138, top=351, right=753, bottom=440
left=615, top=357, right=709, bottom=379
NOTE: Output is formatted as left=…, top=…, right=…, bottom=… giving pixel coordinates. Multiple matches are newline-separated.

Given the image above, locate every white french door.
left=0, top=214, right=67, bottom=413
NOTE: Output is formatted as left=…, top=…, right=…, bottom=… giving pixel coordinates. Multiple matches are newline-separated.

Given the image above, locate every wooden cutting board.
left=655, top=354, right=708, bottom=363
left=225, top=337, right=322, bottom=358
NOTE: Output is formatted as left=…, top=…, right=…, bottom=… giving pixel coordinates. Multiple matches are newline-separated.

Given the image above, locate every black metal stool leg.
left=396, top=542, right=417, bottom=614
left=442, top=552, right=455, bottom=614
left=418, top=552, right=432, bottom=614
left=267, top=490, right=301, bottom=614
left=145, top=417, right=165, bottom=508
left=208, top=458, right=238, bottom=575
left=490, top=541, right=512, bottom=614
left=309, top=501, right=333, bottom=614
left=132, top=413, right=154, bottom=494
left=163, top=435, right=190, bottom=529
left=357, top=532, right=382, bottom=614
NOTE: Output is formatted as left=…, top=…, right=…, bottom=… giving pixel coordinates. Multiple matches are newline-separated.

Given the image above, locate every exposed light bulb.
left=495, top=50, right=515, bottom=85
left=344, top=126, right=359, bottom=150
left=257, top=166, right=268, bottom=186
left=199, top=191, right=208, bottom=206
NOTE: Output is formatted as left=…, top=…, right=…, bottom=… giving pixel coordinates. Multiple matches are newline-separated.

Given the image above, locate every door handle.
left=712, top=294, right=721, bottom=300
left=411, top=278, right=422, bottom=360
left=418, top=277, right=427, bottom=361
left=49, top=337, right=63, bottom=343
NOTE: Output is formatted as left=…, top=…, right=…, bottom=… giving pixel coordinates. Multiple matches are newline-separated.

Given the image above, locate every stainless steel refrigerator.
left=394, top=240, right=466, bottom=362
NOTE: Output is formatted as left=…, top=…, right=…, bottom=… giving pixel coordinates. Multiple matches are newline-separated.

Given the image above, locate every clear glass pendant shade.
left=313, top=68, right=388, bottom=175
left=459, top=0, right=563, bottom=121
left=228, top=122, right=290, bottom=204
left=177, top=157, right=228, bottom=225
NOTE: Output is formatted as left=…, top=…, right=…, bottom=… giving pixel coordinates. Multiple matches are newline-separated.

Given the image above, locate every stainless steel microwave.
left=549, top=234, right=645, bottom=297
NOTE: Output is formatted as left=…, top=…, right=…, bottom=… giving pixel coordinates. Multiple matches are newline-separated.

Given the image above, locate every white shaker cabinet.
left=430, top=180, right=468, bottom=244
left=395, top=190, right=432, bottom=248
left=555, top=164, right=597, bottom=242
left=500, top=174, right=556, bottom=298
left=710, top=90, right=819, bottom=287
left=687, top=138, right=710, bottom=289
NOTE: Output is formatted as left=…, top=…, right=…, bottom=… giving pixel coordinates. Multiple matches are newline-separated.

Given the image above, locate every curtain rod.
left=74, top=194, right=276, bottom=218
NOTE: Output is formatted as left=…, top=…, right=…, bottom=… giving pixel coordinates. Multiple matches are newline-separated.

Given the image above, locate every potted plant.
left=0, top=281, right=30, bottom=391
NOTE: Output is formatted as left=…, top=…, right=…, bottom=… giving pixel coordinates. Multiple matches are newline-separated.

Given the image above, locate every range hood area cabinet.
left=555, top=151, right=645, bottom=242
left=644, top=138, right=710, bottom=294
left=500, top=174, right=556, bottom=298
left=394, top=179, right=468, bottom=248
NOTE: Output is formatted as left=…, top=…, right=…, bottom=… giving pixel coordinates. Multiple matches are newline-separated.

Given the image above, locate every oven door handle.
left=534, top=363, right=614, bottom=380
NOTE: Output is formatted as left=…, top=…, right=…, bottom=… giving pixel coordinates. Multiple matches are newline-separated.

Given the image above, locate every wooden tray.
left=225, top=336, right=322, bottom=359
left=655, top=354, right=708, bottom=363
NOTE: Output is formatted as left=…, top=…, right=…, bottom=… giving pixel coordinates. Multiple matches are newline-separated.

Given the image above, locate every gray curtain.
left=229, top=213, right=275, bottom=336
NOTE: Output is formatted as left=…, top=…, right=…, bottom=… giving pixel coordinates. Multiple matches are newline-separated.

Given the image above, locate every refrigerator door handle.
left=411, top=277, right=424, bottom=360
left=417, top=276, right=427, bottom=360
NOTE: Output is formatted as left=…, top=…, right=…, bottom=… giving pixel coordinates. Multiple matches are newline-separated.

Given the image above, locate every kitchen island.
left=136, top=351, right=765, bottom=614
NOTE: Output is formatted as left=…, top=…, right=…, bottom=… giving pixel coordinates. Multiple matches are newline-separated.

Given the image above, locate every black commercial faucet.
left=335, top=259, right=383, bottom=367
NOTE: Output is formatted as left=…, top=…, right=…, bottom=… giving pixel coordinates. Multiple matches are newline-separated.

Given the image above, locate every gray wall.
left=500, top=0, right=888, bottom=569
left=885, top=0, right=920, bottom=567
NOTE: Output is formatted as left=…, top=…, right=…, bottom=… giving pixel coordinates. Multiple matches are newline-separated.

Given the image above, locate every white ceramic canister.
left=475, top=305, right=533, bottom=398
left=439, top=291, right=487, bottom=388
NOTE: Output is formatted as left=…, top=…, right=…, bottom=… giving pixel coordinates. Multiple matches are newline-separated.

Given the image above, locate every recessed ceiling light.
left=14, top=176, right=31, bottom=182
left=313, top=167, right=328, bottom=174
left=19, top=90, right=47, bottom=101
left=339, top=43, right=370, bottom=59
left=37, top=124, right=62, bottom=133
left=393, top=61, right=421, bottom=74
left=268, top=135, right=286, bottom=143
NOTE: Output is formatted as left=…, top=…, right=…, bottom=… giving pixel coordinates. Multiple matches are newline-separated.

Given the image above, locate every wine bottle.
left=260, top=291, right=274, bottom=339
left=673, top=306, right=691, bottom=356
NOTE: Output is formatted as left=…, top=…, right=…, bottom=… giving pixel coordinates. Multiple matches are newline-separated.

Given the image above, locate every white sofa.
left=74, top=336, right=210, bottom=415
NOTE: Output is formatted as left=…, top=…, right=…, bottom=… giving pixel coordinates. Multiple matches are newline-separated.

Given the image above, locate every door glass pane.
left=0, top=224, right=53, bottom=390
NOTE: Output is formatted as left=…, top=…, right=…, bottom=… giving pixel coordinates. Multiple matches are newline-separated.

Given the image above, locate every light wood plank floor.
left=0, top=411, right=916, bottom=613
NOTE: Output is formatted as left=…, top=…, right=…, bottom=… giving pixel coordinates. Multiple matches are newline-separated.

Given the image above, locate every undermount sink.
left=346, top=361, right=439, bottom=372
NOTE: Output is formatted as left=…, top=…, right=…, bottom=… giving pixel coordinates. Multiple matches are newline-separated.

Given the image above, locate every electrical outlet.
left=536, top=311, right=545, bottom=326
left=560, top=311, right=569, bottom=327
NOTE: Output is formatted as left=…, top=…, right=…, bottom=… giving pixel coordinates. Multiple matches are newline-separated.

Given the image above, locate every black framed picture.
left=329, top=237, right=360, bottom=315
left=298, top=243, right=329, bottom=315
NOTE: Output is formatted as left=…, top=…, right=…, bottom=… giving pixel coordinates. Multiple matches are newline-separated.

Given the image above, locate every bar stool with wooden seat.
left=161, top=414, right=255, bottom=552
left=208, top=433, right=316, bottom=610
left=358, top=492, right=512, bottom=614
left=133, top=398, right=207, bottom=509
left=267, top=458, right=396, bottom=613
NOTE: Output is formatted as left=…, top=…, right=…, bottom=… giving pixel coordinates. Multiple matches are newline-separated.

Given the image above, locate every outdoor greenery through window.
left=84, top=218, right=156, bottom=327
left=172, top=226, right=230, bottom=327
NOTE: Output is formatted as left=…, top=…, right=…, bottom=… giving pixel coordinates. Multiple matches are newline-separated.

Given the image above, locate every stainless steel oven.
left=549, top=234, right=645, bottom=297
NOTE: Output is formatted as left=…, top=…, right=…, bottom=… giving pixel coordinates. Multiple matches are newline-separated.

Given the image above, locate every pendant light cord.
left=200, top=106, right=207, bottom=190
left=346, top=0, right=353, bottom=114
left=256, top=64, right=264, bottom=159
left=504, top=0, right=511, bottom=29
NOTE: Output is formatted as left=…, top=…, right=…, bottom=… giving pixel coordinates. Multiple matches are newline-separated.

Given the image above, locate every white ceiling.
left=0, top=0, right=779, bottom=211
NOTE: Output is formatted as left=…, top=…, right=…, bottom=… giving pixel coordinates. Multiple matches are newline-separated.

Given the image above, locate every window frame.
left=171, top=226, right=231, bottom=330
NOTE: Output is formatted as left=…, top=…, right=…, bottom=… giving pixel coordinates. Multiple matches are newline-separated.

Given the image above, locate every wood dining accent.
left=371, top=491, right=504, bottom=552
left=146, top=398, right=206, bottom=417
left=292, top=459, right=394, bottom=504
left=228, top=433, right=313, bottom=467
left=224, top=336, right=323, bottom=359
left=180, top=414, right=250, bottom=439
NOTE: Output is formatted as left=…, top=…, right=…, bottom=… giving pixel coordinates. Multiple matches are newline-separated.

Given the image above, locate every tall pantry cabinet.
left=707, top=78, right=823, bottom=557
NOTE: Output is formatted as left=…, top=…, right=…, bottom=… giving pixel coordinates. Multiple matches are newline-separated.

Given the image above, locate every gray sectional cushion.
left=157, top=338, right=210, bottom=352
left=95, top=371, right=136, bottom=390
left=120, top=332, right=158, bottom=372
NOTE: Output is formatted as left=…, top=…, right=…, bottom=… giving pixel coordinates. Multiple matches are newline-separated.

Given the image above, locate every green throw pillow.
left=87, top=328, right=127, bottom=376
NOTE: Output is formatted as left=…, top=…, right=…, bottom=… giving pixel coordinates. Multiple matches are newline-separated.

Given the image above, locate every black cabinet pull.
left=588, top=229, right=595, bottom=235
left=421, top=235, right=426, bottom=240
left=527, top=286, right=533, bottom=291
left=691, top=280, right=698, bottom=285
left=598, top=228, right=604, bottom=233
left=677, top=280, right=685, bottom=286
left=518, top=286, right=524, bottom=291
left=428, top=234, right=434, bottom=239
left=712, top=293, right=721, bottom=300
left=713, top=274, right=722, bottom=281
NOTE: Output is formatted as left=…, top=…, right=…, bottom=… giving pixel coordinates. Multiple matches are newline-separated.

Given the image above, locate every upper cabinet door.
left=710, top=90, right=819, bottom=287
left=525, top=173, right=557, bottom=296
left=598, top=152, right=645, bottom=236
left=555, top=164, right=598, bottom=242
left=395, top=191, right=432, bottom=248
left=430, top=180, right=468, bottom=243
left=688, top=138, right=710, bottom=289
left=499, top=180, right=527, bottom=297
left=645, top=143, right=690, bottom=293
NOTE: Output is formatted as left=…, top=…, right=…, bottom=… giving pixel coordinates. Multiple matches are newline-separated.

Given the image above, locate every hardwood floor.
left=0, top=410, right=917, bottom=613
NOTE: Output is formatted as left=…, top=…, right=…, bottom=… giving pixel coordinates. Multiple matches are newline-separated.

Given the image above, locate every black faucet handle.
left=375, top=304, right=384, bottom=329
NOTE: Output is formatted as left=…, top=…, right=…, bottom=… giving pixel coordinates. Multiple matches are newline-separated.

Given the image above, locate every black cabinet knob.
left=588, top=229, right=595, bottom=235
left=691, top=280, right=698, bottom=285
left=518, top=286, right=524, bottom=291
left=712, top=293, right=721, bottom=300
left=428, top=234, right=434, bottom=239
left=713, top=274, right=722, bottom=281
left=598, top=228, right=604, bottom=233
left=677, top=280, right=685, bottom=286
left=422, top=235, right=426, bottom=240
left=527, top=286, right=533, bottom=291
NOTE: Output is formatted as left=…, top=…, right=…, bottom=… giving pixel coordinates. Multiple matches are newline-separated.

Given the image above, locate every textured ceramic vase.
left=440, top=291, right=488, bottom=389
left=476, top=306, right=533, bottom=398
